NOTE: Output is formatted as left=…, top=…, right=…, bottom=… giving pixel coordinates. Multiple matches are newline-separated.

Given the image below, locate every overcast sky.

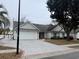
left=0, top=0, right=52, bottom=24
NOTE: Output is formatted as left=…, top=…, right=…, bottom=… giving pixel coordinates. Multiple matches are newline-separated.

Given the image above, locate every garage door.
left=20, top=30, right=38, bottom=40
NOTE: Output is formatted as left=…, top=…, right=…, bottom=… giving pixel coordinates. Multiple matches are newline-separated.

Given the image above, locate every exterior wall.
left=46, top=32, right=67, bottom=39
left=59, top=33, right=63, bottom=38
left=76, top=32, right=79, bottom=39
left=46, top=32, right=51, bottom=39
left=50, top=32, right=54, bottom=38
left=14, top=30, right=39, bottom=40
left=44, top=32, right=49, bottom=39
left=37, top=32, right=39, bottom=39
left=44, top=32, right=47, bottom=39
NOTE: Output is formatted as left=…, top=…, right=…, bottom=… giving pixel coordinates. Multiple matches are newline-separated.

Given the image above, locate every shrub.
left=51, top=37, right=63, bottom=39
left=69, top=36, right=73, bottom=40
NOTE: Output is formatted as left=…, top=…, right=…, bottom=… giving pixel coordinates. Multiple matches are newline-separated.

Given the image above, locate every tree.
left=0, top=4, right=10, bottom=35
left=47, top=0, right=79, bottom=40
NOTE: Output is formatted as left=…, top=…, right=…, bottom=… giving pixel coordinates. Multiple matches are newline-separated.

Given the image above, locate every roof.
left=13, top=21, right=54, bottom=32
left=47, top=24, right=58, bottom=31
left=33, top=23, right=50, bottom=32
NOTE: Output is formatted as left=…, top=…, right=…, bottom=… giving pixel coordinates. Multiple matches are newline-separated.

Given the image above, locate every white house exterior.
left=13, top=21, right=79, bottom=40
left=76, top=33, right=79, bottom=39
left=14, top=21, right=39, bottom=40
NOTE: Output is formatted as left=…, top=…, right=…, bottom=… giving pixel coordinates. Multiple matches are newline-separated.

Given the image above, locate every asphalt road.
left=42, top=51, right=79, bottom=59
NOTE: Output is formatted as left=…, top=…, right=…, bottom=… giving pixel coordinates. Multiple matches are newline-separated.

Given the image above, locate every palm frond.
left=0, top=5, right=10, bottom=29
left=0, top=11, right=8, bottom=16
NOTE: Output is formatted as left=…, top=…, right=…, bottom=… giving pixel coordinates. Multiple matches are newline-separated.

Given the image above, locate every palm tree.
left=0, top=4, right=10, bottom=37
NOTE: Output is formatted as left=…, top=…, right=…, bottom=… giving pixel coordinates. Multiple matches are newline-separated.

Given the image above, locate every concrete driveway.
left=0, top=39, right=73, bottom=58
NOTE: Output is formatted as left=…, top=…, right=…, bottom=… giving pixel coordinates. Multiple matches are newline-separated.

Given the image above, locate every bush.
left=69, top=36, right=73, bottom=40
left=51, top=36, right=73, bottom=40
left=65, top=36, right=73, bottom=41
left=50, top=37, right=63, bottom=39
left=64, top=36, right=67, bottom=39
left=77, top=39, right=79, bottom=40
left=51, top=37, right=54, bottom=39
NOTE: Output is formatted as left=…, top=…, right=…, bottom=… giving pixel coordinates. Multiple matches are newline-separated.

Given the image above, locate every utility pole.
left=16, top=0, right=21, bottom=54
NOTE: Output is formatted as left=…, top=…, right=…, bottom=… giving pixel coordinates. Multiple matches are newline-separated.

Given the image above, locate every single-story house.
left=14, top=21, right=49, bottom=40
left=13, top=21, right=79, bottom=40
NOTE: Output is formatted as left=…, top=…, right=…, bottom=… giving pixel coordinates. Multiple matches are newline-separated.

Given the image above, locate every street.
left=42, top=51, right=79, bottom=59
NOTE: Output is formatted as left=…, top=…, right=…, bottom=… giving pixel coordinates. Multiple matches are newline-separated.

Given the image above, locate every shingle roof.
left=33, top=24, right=50, bottom=32
left=47, top=24, right=58, bottom=31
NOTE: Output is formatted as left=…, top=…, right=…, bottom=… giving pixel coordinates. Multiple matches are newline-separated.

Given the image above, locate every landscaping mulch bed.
left=69, top=46, right=79, bottom=49
left=45, top=39, right=79, bottom=45
left=0, top=46, right=15, bottom=50
left=0, top=52, right=23, bottom=59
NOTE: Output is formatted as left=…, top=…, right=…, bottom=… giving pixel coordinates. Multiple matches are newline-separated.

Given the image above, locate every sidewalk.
left=62, top=44, right=79, bottom=47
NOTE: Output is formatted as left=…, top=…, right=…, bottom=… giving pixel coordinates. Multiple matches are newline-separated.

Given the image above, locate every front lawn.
left=0, top=46, right=15, bottom=50
left=0, top=52, right=22, bottom=59
left=45, top=39, right=79, bottom=45
left=69, top=46, right=79, bottom=49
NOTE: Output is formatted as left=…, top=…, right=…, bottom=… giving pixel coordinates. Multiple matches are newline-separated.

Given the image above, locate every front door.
left=39, top=32, right=44, bottom=39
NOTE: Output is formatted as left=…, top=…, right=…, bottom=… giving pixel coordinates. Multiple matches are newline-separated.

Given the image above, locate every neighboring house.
left=13, top=21, right=79, bottom=40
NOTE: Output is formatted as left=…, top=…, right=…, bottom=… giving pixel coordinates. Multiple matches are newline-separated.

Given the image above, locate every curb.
left=19, top=50, right=26, bottom=59
left=62, top=44, right=79, bottom=47
left=0, top=49, right=16, bottom=53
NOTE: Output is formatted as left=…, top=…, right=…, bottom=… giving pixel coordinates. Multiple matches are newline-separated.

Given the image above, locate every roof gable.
left=20, top=21, right=40, bottom=31
left=51, top=25, right=64, bottom=32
